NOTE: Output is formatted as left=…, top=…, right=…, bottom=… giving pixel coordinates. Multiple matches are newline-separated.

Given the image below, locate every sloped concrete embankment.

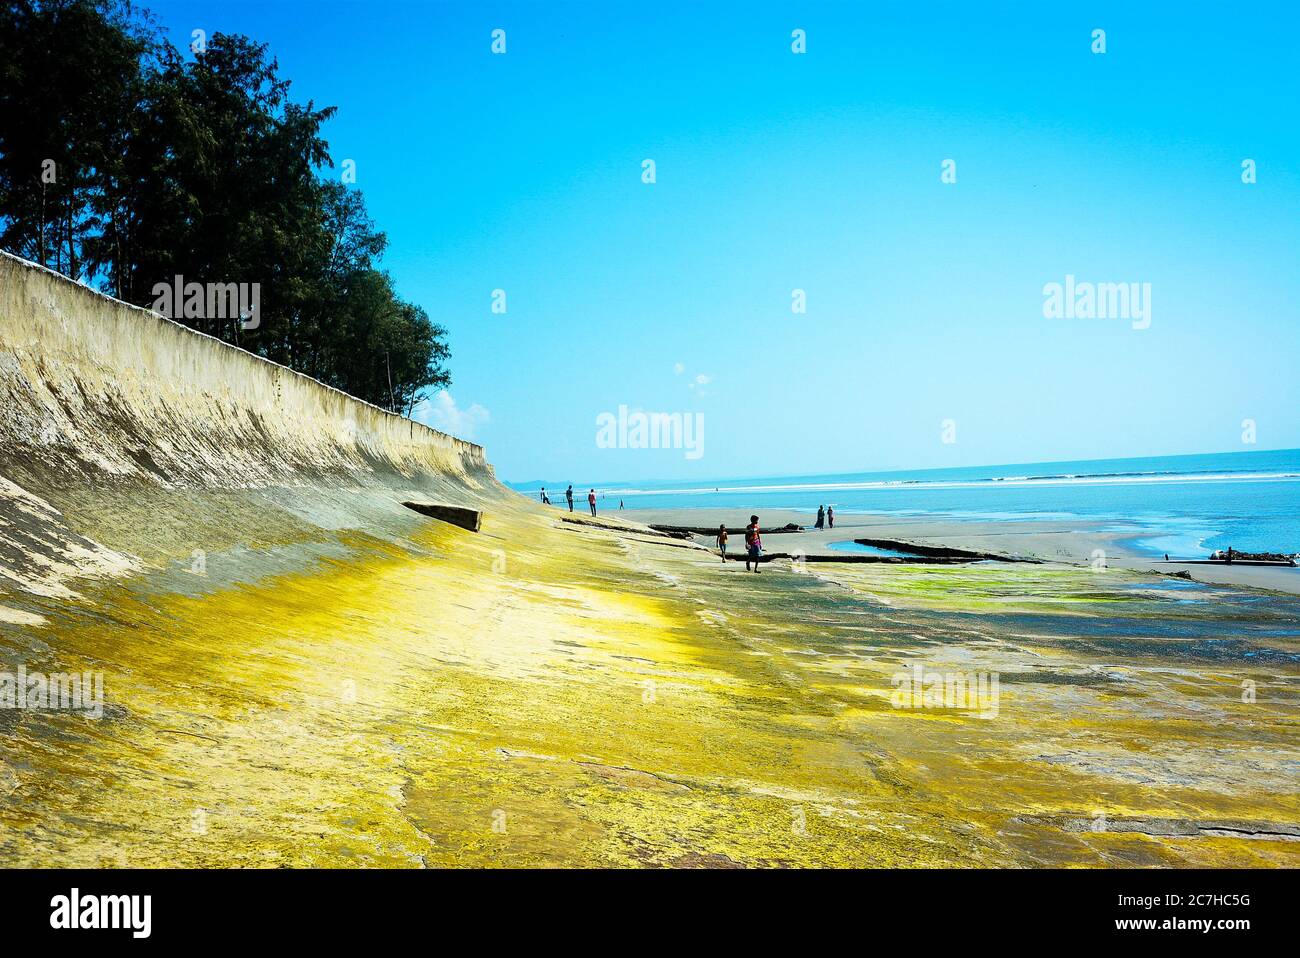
left=0, top=250, right=505, bottom=606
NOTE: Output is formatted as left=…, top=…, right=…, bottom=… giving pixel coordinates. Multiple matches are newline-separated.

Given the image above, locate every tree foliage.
left=0, top=0, right=450, bottom=411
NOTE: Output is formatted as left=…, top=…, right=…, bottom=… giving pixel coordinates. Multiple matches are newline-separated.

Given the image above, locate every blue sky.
left=152, top=1, right=1299, bottom=482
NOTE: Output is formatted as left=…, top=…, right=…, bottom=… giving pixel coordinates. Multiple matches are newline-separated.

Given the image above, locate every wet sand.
left=622, top=507, right=1300, bottom=594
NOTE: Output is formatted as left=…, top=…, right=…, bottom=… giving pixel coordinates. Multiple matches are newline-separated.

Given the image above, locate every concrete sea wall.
left=0, top=250, right=502, bottom=602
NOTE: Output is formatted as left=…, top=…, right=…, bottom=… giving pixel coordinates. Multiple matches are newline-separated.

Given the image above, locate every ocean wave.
left=599, top=471, right=1300, bottom=498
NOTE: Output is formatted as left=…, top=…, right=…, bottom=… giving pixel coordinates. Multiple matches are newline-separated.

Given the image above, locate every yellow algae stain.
left=0, top=506, right=1295, bottom=868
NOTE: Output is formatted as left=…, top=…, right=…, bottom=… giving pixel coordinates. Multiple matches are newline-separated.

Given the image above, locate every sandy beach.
left=622, top=507, right=1300, bottom=594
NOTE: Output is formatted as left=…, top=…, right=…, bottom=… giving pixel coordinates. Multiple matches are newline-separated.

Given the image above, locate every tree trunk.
left=38, top=178, right=47, bottom=267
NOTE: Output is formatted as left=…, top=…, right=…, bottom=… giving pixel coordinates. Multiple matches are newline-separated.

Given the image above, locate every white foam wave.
left=602, top=471, right=1300, bottom=498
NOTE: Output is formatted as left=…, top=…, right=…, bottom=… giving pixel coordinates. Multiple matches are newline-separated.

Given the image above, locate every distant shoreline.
left=513, top=450, right=1300, bottom=564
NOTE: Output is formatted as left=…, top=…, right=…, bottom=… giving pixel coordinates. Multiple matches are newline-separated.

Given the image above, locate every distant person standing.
left=744, top=515, right=762, bottom=573
left=540, top=487, right=550, bottom=505
left=815, top=505, right=825, bottom=529
left=588, top=489, right=597, bottom=517
left=827, top=506, right=834, bottom=529
left=716, top=524, right=729, bottom=562
left=565, top=485, right=574, bottom=512
left=619, top=500, right=624, bottom=510
left=1226, top=546, right=1234, bottom=565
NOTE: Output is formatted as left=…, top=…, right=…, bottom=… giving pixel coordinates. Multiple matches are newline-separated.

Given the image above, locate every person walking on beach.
left=540, top=487, right=550, bottom=505
left=588, top=489, right=597, bottom=517
left=565, top=485, right=574, bottom=512
left=815, top=505, right=825, bottom=529
left=716, top=524, right=729, bottom=562
left=744, top=515, right=762, bottom=573
left=827, top=506, right=834, bottom=529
